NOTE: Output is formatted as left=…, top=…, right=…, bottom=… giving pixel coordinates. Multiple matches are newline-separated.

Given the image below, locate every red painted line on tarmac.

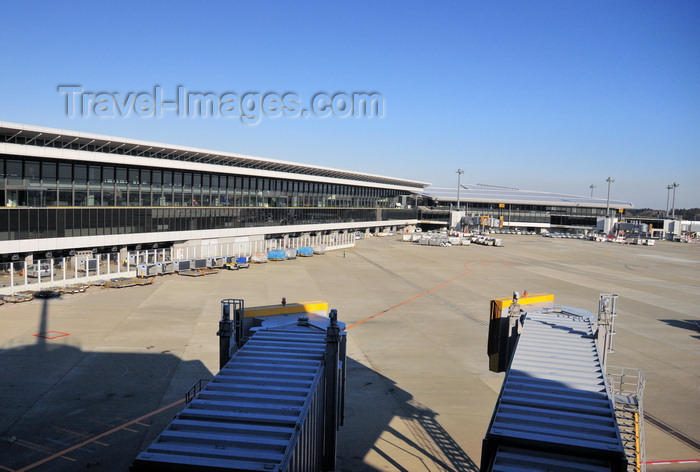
left=15, top=399, right=184, bottom=472
left=32, top=331, right=70, bottom=339
left=647, top=459, right=700, bottom=464
left=347, top=266, right=473, bottom=330
left=0, top=465, right=16, bottom=472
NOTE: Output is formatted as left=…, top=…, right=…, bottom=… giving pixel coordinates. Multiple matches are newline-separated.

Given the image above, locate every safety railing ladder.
left=607, top=366, right=645, bottom=472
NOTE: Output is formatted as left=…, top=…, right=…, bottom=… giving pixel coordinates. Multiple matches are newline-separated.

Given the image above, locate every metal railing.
left=185, top=378, right=210, bottom=404
left=0, top=232, right=358, bottom=296
left=607, top=366, right=646, bottom=472
left=0, top=253, right=136, bottom=296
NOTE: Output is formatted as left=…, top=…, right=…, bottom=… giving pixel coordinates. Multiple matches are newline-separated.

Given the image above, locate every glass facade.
left=0, top=207, right=418, bottom=241
left=0, top=156, right=402, bottom=210
left=0, top=129, right=420, bottom=188
left=424, top=202, right=610, bottom=228
left=0, top=156, right=421, bottom=242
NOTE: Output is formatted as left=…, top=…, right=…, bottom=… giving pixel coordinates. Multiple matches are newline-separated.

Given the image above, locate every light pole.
left=590, top=184, right=596, bottom=197
left=456, top=169, right=464, bottom=210
left=605, top=177, right=615, bottom=217
left=666, top=184, right=673, bottom=217
left=671, top=182, right=679, bottom=218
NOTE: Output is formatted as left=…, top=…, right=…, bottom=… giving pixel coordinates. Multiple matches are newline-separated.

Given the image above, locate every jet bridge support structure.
left=482, top=292, right=644, bottom=472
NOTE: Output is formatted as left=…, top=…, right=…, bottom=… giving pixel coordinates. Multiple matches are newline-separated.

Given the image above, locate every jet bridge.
left=482, top=292, right=644, bottom=472
left=131, top=300, right=346, bottom=472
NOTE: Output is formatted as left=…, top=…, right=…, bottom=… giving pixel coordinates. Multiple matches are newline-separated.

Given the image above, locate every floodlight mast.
left=456, top=169, right=464, bottom=209
left=671, top=182, right=679, bottom=218
left=605, top=177, right=615, bottom=217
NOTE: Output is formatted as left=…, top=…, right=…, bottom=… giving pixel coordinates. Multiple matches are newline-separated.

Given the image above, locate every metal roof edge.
left=0, top=121, right=431, bottom=189
left=422, top=186, right=634, bottom=208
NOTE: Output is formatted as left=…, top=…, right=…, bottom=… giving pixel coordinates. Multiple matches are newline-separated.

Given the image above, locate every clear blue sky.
left=1, top=1, right=698, bottom=209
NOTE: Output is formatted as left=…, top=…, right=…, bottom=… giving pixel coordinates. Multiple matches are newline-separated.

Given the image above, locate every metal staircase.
left=607, top=366, right=646, bottom=472
left=597, top=294, right=645, bottom=472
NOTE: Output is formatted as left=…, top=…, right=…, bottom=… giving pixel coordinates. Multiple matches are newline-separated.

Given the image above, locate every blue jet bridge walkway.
left=482, top=307, right=628, bottom=472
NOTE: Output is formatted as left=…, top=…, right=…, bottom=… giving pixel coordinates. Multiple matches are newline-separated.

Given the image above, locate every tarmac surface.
left=0, top=234, right=698, bottom=471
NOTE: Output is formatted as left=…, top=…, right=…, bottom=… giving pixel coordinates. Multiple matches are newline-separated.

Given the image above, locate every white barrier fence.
left=0, top=232, right=356, bottom=296
left=175, top=232, right=356, bottom=260
left=0, top=254, right=137, bottom=296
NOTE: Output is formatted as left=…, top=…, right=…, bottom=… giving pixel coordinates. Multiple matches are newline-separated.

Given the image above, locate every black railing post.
left=233, top=302, right=244, bottom=349
left=323, top=309, right=341, bottom=471
left=218, top=301, right=233, bottom=370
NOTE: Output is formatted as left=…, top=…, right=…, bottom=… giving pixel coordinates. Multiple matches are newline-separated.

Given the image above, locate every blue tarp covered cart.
left=297, top=246, right=314, bottom=257
left=268, top=249, right=287, bottom=261
left=235, top=256, right=250, bottom=268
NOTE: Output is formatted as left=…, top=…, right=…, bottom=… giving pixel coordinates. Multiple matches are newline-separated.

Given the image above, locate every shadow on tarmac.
left=338, top=357, right=479, bottom=472
left=0, top=298, right=212, bottom=472
left=1, top=298, right=478, bottom=471
left=658, top=318, right=700, bottom=339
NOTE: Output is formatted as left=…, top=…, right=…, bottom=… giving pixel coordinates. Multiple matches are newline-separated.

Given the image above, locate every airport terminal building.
left=0, top=122, right=642, bottom=263
left=420, top=186, right=634, bottom=234
left=0, top=122, right=428, bottom=262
